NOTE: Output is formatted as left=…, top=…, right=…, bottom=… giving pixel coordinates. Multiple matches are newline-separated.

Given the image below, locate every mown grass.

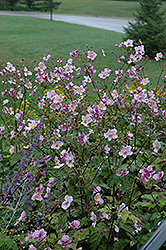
left=55, top=0, right=166, bottom=19
left=55, top=0, right=138, bottom=18
left=0, top=15, right=162, bottom=85
left=0, top=15, right=123, bottom=69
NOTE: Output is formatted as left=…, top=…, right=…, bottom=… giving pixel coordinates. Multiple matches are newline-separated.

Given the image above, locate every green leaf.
left=0, top=206, right=15, bottom=211
left=120, top=223, right=134, bottom=233
left=70, top=243, right=77, bottom=250
left=73, top=228, right=89, bottom=242
left=0, top=233, right=18, bottom=250
left=99, top=183, right=110, bottom=189
left=113, top=239, right=130, bottom=250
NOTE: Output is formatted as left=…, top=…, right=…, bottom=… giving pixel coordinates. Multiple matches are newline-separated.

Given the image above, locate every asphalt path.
left=0, top=11, right=133, bottom=33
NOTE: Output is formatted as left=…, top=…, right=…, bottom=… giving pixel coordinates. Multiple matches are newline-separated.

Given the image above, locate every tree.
left=4, top=0, right=19, bottom=10
left=124, top=0, right=166, bottom=58
left=31, top=0, right=61, bottom=12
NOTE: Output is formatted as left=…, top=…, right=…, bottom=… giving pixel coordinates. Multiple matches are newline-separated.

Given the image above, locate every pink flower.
left=0, top=126, right=5, bottom=136
left=31, top=184, right=44, bottom=201
left=124, top=39, right=133, bottom=47
left=153, top=171, right=164, bottom=182
left=6, top=62, right=16, bottom=72
left=51, top=140, right=64, bottom=150
left=104, top=145, right=110, bottom=154
left=118, top=203, right=128, bottom=213
left=68, top=220, right=80, bottom=229
left=155, top=52, right=163, bottom=61
left=98, top=102, right=106, bottom=111
left=111, top=90, right=119, bottom=99
left=139, top=165, right=155, bottom=182
left=62, top=195, right=73, bottom=210
left=116, top=168, right=129, bottom=177
left=38, top=62, right=46, bottom=71
left=153, top=140, right=161, bottom=153
left=98, top=70, right=109, bottom=79
left=133, top=220, right=142, bottom=233
left=151, top=107, right=158, bottom=116
left=81, top=114, right=92, bottom=127
left=94, top=193, right=104, bottom=205
left=140, top=78, right=149, bottom=85
left=104, top=128, right=118, bottom=141
left=119, top=146, right=133, bottom=158
left=114, top=224, right=119, bottom=233
left=163, top=110, right=166, bottom=121
left=87, top=51, right=97, bottom=60
left=101, top=49, right=106, bottom=56
left=43, top=155, right=51, bottom=163
left=25, top=81, right=32, bottom=89
left=28, top=245, right=37, bottom=250
left=78, top=132, right=89, bottom=144
left=126, top=131, right=133, bottom=140
left=90, top=212, right=97, bottom=227
left=44, top=187, right=51, bottom=198
left=25, top=232, right=33, bottom=242
left=47, top=177, right=55, bottom=187
left=93, top=185, right=101, bottom=194
left=99, top=212, right=109, bottom=219
left=32, top=228, right=47, bottom=242
left=84, top=75, right=92, bottom=83
left=9, top=145, right=15, bottom=154
left=58, top=235, right=72, bottom=248
left=14, top=211, right=27, bottom=226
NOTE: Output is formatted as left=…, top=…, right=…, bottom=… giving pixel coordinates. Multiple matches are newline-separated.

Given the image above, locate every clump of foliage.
left=0, top=0, right=61, bottom=12
left=0, top=40, right=166, bottom=250
left=124, top=0, right=166, bottom=58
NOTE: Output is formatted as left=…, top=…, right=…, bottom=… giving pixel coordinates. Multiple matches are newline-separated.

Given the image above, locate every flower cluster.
left=0, top=40, right=165, bottom=250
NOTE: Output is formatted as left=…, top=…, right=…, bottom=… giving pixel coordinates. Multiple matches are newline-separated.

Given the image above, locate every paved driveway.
left=0, top=11, right=132, bottom=33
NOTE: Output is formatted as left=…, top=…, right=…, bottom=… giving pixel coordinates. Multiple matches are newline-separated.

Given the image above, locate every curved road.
left=0, top=11, right=132, bottom=33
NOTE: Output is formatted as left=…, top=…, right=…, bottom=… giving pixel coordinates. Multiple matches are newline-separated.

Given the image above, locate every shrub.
left=0, top=40, right=166, bottom=250
left=124, top=0, right=166, bottom=58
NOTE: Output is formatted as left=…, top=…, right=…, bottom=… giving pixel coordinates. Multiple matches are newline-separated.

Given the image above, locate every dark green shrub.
left=124, top=0, right=166, bottom=58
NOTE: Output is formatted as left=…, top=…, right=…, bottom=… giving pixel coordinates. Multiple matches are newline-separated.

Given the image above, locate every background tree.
left=124, top=0, right=166, bottom=58
left=5, top=0, right=19, bottom=10
left=31, top=0, right=61, bottom=12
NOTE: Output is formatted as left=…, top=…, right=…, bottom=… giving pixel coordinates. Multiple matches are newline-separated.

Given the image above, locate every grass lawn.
left=55, top=0, right=138, bottom=18
left=0, top=15, right=162, bottom=85
left=55, top=0, right=166, bottom=19
left=0, top=15, right=123, bottom=69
